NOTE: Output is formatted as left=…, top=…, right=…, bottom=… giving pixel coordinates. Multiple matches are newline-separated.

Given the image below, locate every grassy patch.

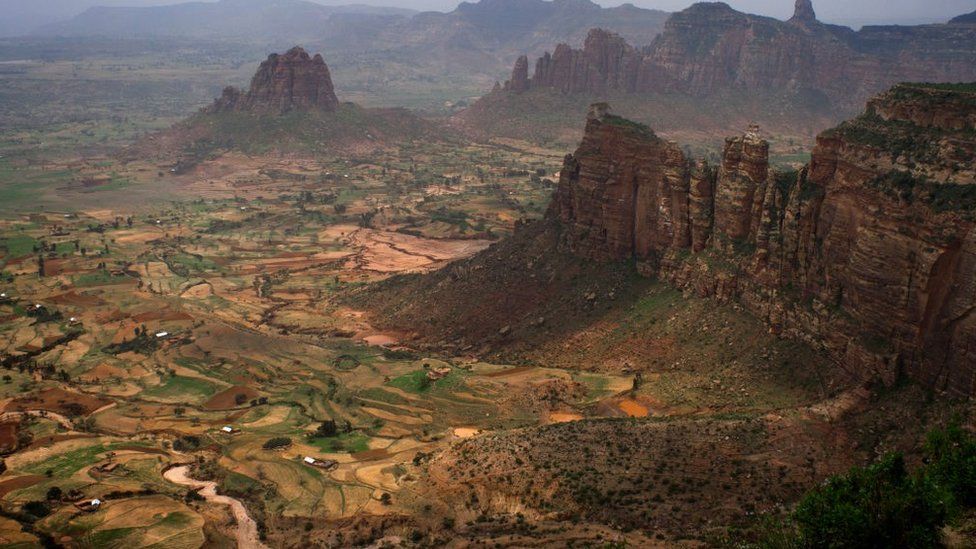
left=165, top=253, right=220, bottom=276
left=143, top=375, right=218, bottom=401
left=72, top=270, right=125, bottom=287
left=387, top=369, right=466, bottom=395
left=22, top=443, right=125, bottom=477
left=220, top=471, right=262, bottom=495
left=1, top=234, right=38, bottom=257
left=308, top=432, right=370, bottom=454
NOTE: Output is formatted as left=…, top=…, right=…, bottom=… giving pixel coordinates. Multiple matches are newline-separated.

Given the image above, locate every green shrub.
left=794, top=454, right=949, bottom=548
left=923, top=422, right=976, bottom=507
left=262, top=437, right=292, bottom=450
left=770, top=422, right=976, bottom=548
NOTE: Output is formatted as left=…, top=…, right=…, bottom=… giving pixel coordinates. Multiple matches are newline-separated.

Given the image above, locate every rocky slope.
left=550, top=85, right=976, bottom=395
left=209, top=46, right=339, bottom=114
left=497, top=1, right=976, bottom=109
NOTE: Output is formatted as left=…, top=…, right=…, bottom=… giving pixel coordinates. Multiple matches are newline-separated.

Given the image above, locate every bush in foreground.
left=761, top=422, right=976, bottom=548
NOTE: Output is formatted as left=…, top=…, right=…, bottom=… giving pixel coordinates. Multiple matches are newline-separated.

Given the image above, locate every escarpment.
left=495, top=1, right=976, bottom=112
left=549, top=84, right=976, bottom=395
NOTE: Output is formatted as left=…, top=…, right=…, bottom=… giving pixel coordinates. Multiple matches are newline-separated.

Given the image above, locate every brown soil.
left=24, top=434, right=97, bottom=451
left=617, top=398, right=649, bottom=417
left=115, top=445, right=169, bottom=456
left=131, top=310, right=194, bottom=323
left=3, top=387, right=111, bottom=416
left=0, top=475, right=45, bottom=498
left=47, top=291, right=105, bottom=307
left=203, top=386, right=260, bottom=411
left=0, top=422, right=17, bottom=451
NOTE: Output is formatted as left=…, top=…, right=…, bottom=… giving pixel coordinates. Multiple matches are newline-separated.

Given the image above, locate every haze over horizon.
left=1, top=0, right=973, bottom=31
left=323, top=0, right=974, bottom=25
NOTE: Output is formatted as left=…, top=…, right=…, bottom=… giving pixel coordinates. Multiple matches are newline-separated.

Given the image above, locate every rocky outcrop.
left=713, top=126, right=768, bottom=245
left=789, top=0, right=817, bottom=25
left=497, top=2, right=976, bottom=112
left=549, top=85, right=976, bottom=395
left=209, top=46, right=339, bottom=114
left=506, top=55, right=531, bottom=93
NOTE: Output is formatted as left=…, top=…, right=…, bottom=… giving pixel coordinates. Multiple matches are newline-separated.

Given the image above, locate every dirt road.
left=163, top=465, right=268, bottom=549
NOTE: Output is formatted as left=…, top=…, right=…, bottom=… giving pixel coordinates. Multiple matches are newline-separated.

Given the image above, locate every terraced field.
left=0, top=136, right=652, bottom=545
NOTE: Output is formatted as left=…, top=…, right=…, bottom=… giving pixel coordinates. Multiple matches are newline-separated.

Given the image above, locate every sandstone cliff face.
left=210, top=46, right=339, bottom=114
left=550, top=86, right=976, bottom=395
left=498, top=2, right=976, bottom=112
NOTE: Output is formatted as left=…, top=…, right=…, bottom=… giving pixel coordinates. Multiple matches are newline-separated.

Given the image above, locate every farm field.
left=0, top=131, right=651, bottom=546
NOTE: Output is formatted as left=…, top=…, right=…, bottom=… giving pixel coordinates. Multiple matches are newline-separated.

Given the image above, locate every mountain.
left=0, top=0, right=173, bottom=38
left=950, top=10, right=976, bottom=24
left=128, top=46, right=441, bottom=165
left=361, top=83, right=976, bottom=396
left=209, top=46, right=339, bottom=114
left=31, top=0, right=671, bottom=111
left=395, top=0, right=668, bottom=59
left=34, top=0, right=667, bottom=56
left=33, top=0, right=415, bottom=42
left=458, top=1, right=976, bottom=144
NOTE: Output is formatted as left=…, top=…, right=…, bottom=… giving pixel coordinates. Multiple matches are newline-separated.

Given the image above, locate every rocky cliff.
left=498, top=2, right=976, bottom=112
left=550, top=85, right=976, bottom=395
left=210, top=46, right=339, bottom=114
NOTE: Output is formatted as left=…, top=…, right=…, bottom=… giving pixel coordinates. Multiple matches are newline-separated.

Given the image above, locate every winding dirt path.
left=163, top=465, right=267, bottom=549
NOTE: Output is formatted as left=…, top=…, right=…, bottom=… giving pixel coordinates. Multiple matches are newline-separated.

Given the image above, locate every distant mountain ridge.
left=950, top=10, right=976, bottom=24
left=493, top=1, right=976, bottom=111
left=455, top=0, right=976, bottom=144
left=33, top=0, right=670, bottom=68
left=35, top=0, right=416, bottom=42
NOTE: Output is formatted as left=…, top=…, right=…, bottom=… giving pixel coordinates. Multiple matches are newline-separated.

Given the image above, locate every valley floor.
left=0, top=137, right=969, bottom=548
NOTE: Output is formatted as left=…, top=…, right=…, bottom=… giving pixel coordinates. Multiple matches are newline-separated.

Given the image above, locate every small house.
left=95, top=462, right=121, bottom=474
left=426, top=366, right=452, bottom=382
left=303, top=456, right=338, bottom=470
left=155, top=332, right=169, bottom=339
left=74, top=498, right=101, bottom=512
left=221, top=426, right=240, bottom=435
